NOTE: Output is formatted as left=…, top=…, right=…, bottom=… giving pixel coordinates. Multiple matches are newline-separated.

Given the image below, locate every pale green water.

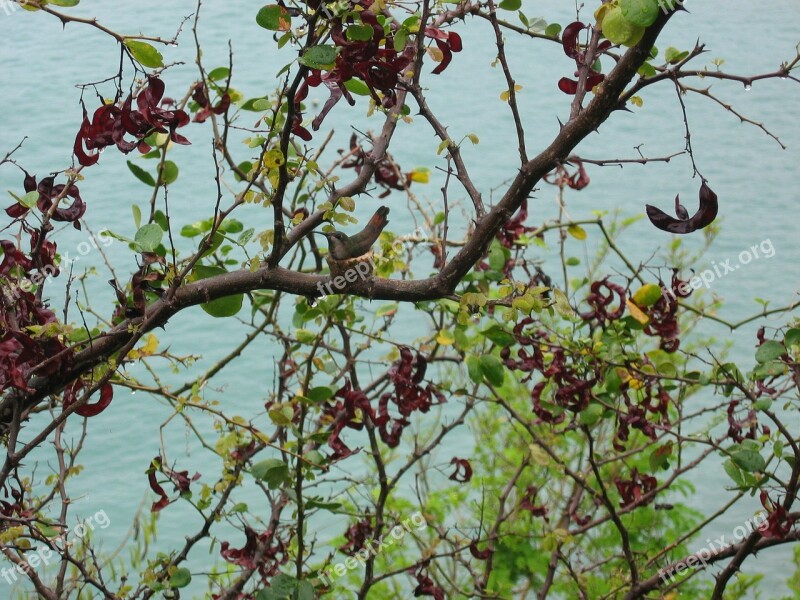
left=1, top=0, right=798, bottom=597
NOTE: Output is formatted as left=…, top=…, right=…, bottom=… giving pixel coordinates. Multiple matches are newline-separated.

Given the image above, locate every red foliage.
left=322, top=348, right=445, bottom=460
left=74, top=76, right=190, bottom=167
left=558, top=21, right=610, bottom=95
left=615, top=468, right=657, bottom=508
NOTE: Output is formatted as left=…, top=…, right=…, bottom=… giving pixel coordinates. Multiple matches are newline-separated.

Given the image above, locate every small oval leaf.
left=124, top=40, right=164, bottom=68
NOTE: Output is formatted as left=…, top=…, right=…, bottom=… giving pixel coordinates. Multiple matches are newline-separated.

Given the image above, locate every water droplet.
left=744, top=84, right=752, bottom=91
left=471, top=313, right=481, bottom=322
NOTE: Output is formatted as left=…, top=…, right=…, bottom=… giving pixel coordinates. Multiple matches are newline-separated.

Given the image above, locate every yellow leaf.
left=632, top=283, right=662, bottom=307
left=408, top=167, right=430, bottom=183
left=500, top=90, right=510, bottom=102
left=467, top=133, right=479, bottom=145
left=567, top=224, right=587, bottom=240
left=339, top=196, right=355, bottom=211
left=619, top=368, right=645, bottom=390
left=141, top=333, right=159, bottom=356
left=528, top=444, right=551, bottom=466
left=426, top=46, right=444, bottom=63
left=436, top=330, right=455, bottom=345
left=125, top=334, right=158, bottom=360
left=594, top=3, right=610, bottom=25
left=630, top=95, right=644, bottom=107
left=263, top=147, right=285, bottom=169
left=626, top=299, right=650, bottom=325
left=552, top=288, right=575, bottom=318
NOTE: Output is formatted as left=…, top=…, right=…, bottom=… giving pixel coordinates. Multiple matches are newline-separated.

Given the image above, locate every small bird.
left=323, top=206, right=389, bottom=259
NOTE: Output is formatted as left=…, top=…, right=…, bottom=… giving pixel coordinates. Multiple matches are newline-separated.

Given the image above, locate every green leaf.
left=755, top=340, right=785, bottom=364
left=344, top=78, right=371, bottom=96
left=488, top=245, right=507, bottom=271
left=235, top=161, right=254, bottom=182
left=199, top=230, right=225, bottom=258
left=466, top=355, right=483, bottom=384
left=601, top=6, right=645, bottom=46
left=48, top=0, right=80, bottom=5
left=159, top=160, right=179, bottom=185
left=299, top=45, right=337, bottom=70
left=346, top=24, right=375, bottom=42
left=17, top=190, right=39, bottom=209
left=579, top=403, right=604, bottom=426
left=498, top=0, right=521, bottom=10
left=394, top=29, right=408, bottom=53
left=134, top=223, right=163, bottom=253
left=238, top=228, right=255, bottom=245
left=785, top=328, right=800, bottom=349
left=664, top=46, right=689, bottom=64
left=620, top=0, right=660, bottom=27
left=169, top=568, right=192, bottom=589
left=124, top=40, right=164, bottom=68
left=752, top=360, right=787, bottom=380
left=256, top=5, right=291, bottom=31
left=481, top=325, right=515, bottom=347
left=296, top=580, right=315, bottom=600
left=731, top=449, right=766, bottom=473
left=132, top=204, right=142, bottom=229
left=251, top=458, right=290, bottom=489
left=256, top=574, right=297, bottom=599
left=241, top=97, right=269, bottom=111
left=306, top=498, right=343, bottom=513
left=306, top=386, right=335, bottom=403
left=479, top=355, right=505, bottom=387
left=638, top=62, right=657, bottom=78
left=190, top=265, right=244, bottom=318
left=753, top=398, right=773, bottom=411
left=207, top=67, right=230, bottom=81
left=544, top=23, right=562, bottom=38
left=180, top=224, right=203, bottom=238
left=221, top=219, right=244, bottom=234
left=648, top=442, right=673, bottom=472
left=723, top=459, right=746, bottom=487
left=127, top=161, right=156, bottom=187
left=296, top=329, right=316, bottom=344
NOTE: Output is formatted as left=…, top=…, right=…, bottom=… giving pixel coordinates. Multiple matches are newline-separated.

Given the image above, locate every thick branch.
left=1, top=12, right=674, bottom=425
